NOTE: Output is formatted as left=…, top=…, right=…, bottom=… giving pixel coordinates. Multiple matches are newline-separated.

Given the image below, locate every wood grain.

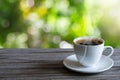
left=0, top=48, right=119, bottom=80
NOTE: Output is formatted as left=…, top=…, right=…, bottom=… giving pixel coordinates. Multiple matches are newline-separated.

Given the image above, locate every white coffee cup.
left=73, top=36, right=114, bottom=67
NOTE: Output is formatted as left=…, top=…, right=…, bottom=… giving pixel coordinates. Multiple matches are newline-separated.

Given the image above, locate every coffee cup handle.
left=104, top=46, right=114, bottom=57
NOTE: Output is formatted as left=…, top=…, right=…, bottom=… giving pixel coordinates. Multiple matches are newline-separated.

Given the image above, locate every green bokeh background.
left=0, top=0, right=120, bottom=48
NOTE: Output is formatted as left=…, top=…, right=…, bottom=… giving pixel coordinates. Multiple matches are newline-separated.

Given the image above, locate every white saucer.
left=63, top=54, right=114, bottom=73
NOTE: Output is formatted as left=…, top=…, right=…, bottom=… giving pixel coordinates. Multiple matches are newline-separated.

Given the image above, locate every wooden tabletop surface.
left=0, top=48, right=120, bottom=80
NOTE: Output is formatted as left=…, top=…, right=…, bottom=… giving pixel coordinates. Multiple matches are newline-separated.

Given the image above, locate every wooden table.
left=0, top=48, right=119, bottom=80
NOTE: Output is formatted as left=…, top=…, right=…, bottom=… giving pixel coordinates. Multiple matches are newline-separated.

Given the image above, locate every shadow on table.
left=35, top=60, right=102, bottom=76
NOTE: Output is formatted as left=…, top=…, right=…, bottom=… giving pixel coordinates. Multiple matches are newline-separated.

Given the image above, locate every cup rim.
left=73, top=36, right=104, bottom=46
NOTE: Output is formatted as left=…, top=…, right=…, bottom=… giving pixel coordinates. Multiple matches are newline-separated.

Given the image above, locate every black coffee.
left=76, top=39, right=102, bottom=46
left=79, top=41, right=98, bottom=45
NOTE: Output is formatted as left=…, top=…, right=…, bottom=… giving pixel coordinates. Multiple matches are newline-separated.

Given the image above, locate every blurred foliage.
left=0, top=0, right=28, bottom=48
left=0, top=0, right=120, bottom=48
